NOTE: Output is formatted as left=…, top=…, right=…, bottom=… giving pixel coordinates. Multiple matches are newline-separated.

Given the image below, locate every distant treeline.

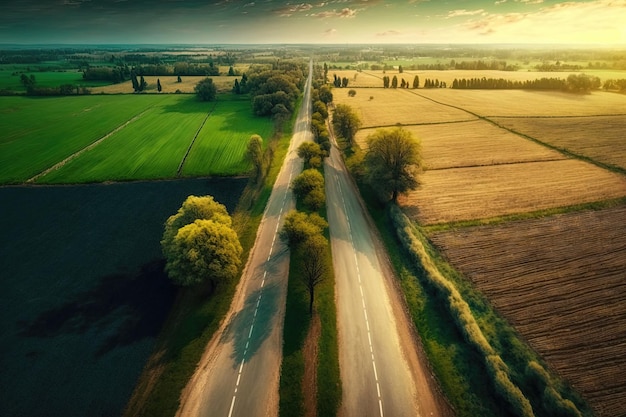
left=451, top=73, right=602, bottom=93
left=82, top=62, right=222, bottom=83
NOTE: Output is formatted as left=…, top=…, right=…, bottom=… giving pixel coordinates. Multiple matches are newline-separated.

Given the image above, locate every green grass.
left=0, top=95, right=167, bottom=183
left=0, top=68, right=111, bottom=91
left=181, top=94, right=274, bottom=177
left=39, top=95, right=209, bottom=183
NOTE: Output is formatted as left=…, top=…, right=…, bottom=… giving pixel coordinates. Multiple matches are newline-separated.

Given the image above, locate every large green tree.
left=364, top=127, right=422, bottom=203
left=332, top=104, right=361, bottom=145
left=195, top=77, right=217, bottom=101
left=280, top=210, right=327, bottom=248
left=161, top=195, right=241, bottom=287
left=300, top=233, right=328, bottom=315
left=292, top=168, right=325, bottom=211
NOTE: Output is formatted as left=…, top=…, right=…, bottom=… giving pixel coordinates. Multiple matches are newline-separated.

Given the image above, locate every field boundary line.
left=26, top=108, right=152, bottom=183
left=425, top=157, right=568, bottom=172
left=360, top=119, right=478, bottom=130
left=176, top=101, right=218, bottom=177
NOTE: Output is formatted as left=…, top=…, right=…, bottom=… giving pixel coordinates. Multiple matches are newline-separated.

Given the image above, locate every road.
left=325, top=136, right=452, bottom=417
left=176, top=60, right=313, bottom=417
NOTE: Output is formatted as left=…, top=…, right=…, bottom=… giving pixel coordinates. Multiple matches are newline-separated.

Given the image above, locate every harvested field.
left=400, top=159, right=626, bottom=224
left=428, top=206, right=626, bottom=417
left=90, top=75, right=239, bottom=94
left=492, top=115, right=626, bottom=171
left=355, top=120, right=565, bottom=170
left=416, top=89, right=626, bottom=117
left=333, top=88, right=475, bottom=128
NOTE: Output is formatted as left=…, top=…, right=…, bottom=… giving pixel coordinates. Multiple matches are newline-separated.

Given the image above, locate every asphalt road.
left=177, top=60, right=313, bottom=417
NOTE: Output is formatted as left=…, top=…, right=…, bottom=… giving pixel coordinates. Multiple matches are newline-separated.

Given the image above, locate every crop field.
left=0, top=69, right=110, bottom=91
left=400, top=159, right=626, bottom=224
left=492, top=115, right=626, bottom=171
left=0, top=95, right=170, bottom=183
left=428, top=206, right=626, bottom=417
left=181, top=96, right=274, bottom=176
left=1, top=94, right=267, bottom=184
left=355, top=120, right=566, bottom=170
left=333, top=88, right=475, bottom=127
left=417, top=89, right=626, bottom=117
left=0, top=178, right=246, bottom=417
left=90, top=75, right=240, bottom=94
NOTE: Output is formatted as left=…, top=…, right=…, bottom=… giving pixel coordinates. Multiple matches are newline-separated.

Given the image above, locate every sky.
left=0, top=0, right=625, bottom=45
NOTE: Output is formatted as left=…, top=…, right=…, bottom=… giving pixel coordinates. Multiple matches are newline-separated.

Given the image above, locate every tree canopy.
left=280, top=210, right=328, bottom=248
left=292, top=168, right=326, bottom=211
left=245, top=134, right=264, bottom=181
left=332, top=104, right=361, bottom=145
left=364, top=127, right=422, bottom=203
left=195, top=77, right=217, bottom=102
left=161, top=195, right=241, bottom=287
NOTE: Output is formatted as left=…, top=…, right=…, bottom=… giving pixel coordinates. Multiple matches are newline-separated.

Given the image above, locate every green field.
left=0, top=68, right=111, bottom=91
left=0, top=178, right=246, bottom=417
left=1, top=94, right=272, bottom=184
left=0, top=95, right=169, bottom=183
left=181, top=95, right=274, bottom=176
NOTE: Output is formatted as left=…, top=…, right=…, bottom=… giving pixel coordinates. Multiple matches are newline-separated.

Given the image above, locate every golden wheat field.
left=332, top=88, right=476, bottom=128
left=429, top=206, right=626, bottom=417
left=492, top=115, right=626, bottom=170
left=400, top=159, right=626, bottom=224
left=415, top=89, right=626, bottom=117
left=90, top=75, right=239, bottom=94
left=355, top=120, right=566, bottom=170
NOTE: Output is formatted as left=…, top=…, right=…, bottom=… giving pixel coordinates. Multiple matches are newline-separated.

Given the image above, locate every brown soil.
left=429, top=206, right=626, bottom=417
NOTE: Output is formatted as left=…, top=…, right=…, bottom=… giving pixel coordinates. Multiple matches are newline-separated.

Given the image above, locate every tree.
left=245, top=134, right=264, bottom=181
left=364, top=127, right=422, bottom=203
left=391, top=75, right=398, bottom=88
left=297, top=142, right=325, bottom=167
left=233, top=79, right=241, bottom=94
left=280, top=210, right=328, bottom=248
left=157, top=78, right=162, bottom=93
left=139, top=75, right=147, bottom=91
left=195, top=78, right=217, bottom=101
left=161, top=195, right=242, bottom=288
left=319, top=85, right=333, bottom=104
left=383, top=76, right=390, bottom=88
left=300, top=233, right=328, bottom=314
left=413, top=75, right=419, bottom=89
left=332, top=104, right=361, bottom=145
left=348, top=89, right=356, bottom=97
left=398, top=65, right=403, bottom=73
left=177, top=75, right=182, bottom=83
left=228, top=66, right=236, bottom=76
left=292, top=169, right=325, bottom=211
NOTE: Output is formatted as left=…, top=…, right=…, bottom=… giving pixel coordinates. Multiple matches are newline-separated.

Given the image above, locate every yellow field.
left=400, top=159, right=626, bottom=225
left=333, top=88, right=475, bottom=128
left=91, top=75, right=239, bottom=94
left=416, top=89, right=626, bottom=117
left=356, top=120, right=565, bottom=170
left=493, top=115, right=626, bottom=170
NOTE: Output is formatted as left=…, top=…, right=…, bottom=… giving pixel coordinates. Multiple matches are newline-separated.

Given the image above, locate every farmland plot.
left=90, top=75, right=239, bottom=94
left=333, top=88, right=476, bottom=128
left=181, top=97, right=273, bottom=176
left=416, top=89, right=626, bottom=117
left=0, top=95, right=167, bottom=183
left=39, top=95, right=210, bottom=183
left=428, top=206, right=626, bottom=417
left=400, top=159, right=626, bottom=224
left=355, top=120, right=565, bottom=170
left=492, top=115, right=626, bottom=171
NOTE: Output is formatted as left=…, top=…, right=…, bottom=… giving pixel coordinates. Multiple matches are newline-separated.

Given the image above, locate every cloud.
left=323, top=28, right=337, bottom=36
left=309, top=7, right=357, bottom=17
left=274, top=2, right=313, bottom=16
left=447, top=9, right=485, bottom=18
left=462, top=0, right=626, bottom=42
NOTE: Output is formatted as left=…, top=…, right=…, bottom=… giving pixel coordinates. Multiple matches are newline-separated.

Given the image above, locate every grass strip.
left=123, top=107, right=297, bottom=417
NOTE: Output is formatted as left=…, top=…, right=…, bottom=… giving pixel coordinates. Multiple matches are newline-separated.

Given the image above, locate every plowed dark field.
left=429, top=206, right=626, bottom=417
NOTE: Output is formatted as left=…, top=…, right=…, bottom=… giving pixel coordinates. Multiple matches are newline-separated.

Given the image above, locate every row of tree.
left=451, top=73, right=601, bottom=92
left=18, top=73, right=90, bottom=96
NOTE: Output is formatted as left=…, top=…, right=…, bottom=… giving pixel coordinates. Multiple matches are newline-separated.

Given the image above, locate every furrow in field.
left=429, top=206, right=626, bottom=417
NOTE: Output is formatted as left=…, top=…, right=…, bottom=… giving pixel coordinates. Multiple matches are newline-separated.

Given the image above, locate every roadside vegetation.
left=278, top=73, right=340, bottom=417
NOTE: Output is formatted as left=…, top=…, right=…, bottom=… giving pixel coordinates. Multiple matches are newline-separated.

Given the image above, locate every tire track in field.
left=27, top=109, right=151, bottom=183
left=176, top=101, right=218, bottom=177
